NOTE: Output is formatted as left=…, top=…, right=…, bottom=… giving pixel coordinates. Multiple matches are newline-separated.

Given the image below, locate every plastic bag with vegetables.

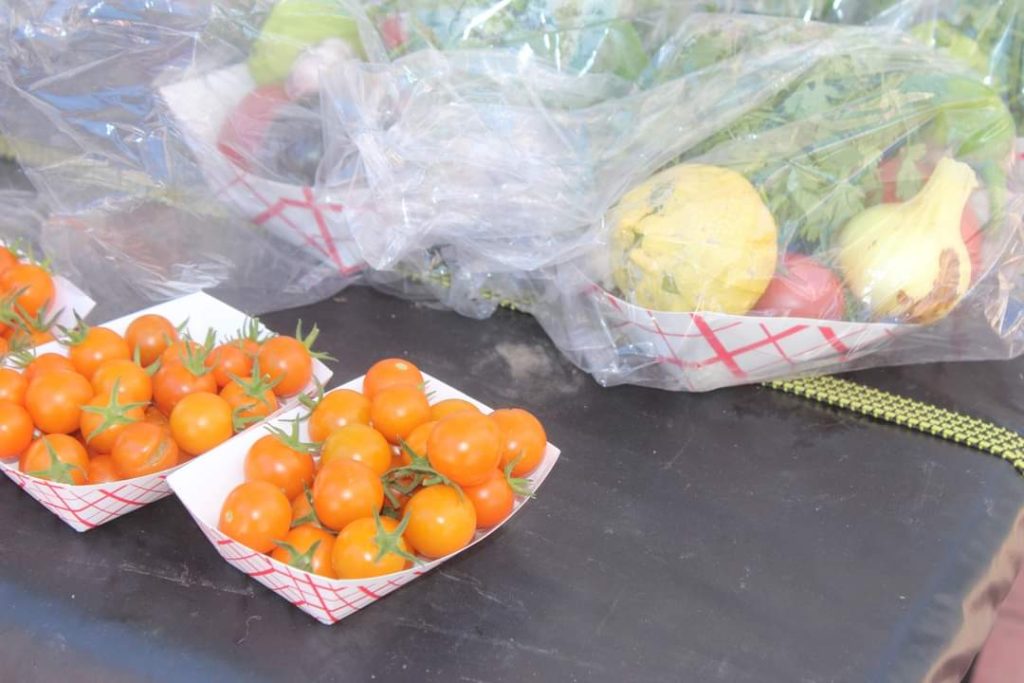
left=554, top=16, right=1024, bottom=389
left=0, top=0, right=887, bottom=312
left=2, top=1, right=1023, bottom=390
left=0, top=0, right=711, bottom=314
left=324, top=13, right=1023, bottom=390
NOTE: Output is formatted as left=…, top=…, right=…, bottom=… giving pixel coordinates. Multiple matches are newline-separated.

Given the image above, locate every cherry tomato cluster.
left=218, top=358, right=547, bottom=581
left=0, top=313, right=326, bottom=486
left=0, top=243, right=60, bottom=355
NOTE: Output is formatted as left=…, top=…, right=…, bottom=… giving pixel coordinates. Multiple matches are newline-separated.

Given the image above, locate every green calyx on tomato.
left=56, top=312, right=93, bottom=347
left=291, top=485, right=322, bottom=529
left=235, top=317, right=271, bottom=347
left=264, top=416, right=319, bottom=455
left=503, top=455, right=533, bottom=498
left=273, top=538, right=322, bottom=574
left=296, top=376, right=326, bottom=414
left=0, top=292, right=58, bottom=336
left=382, top=441, right=462, bottom=508
left=28, top=439, right=84, bottom=485
left=176, top=329, right=217, bottom=377
left=293, top=320, right=335, bottom=363
left=80, top=379, right=147, bottom=444
left=228, top=357, right=282, bottom=428
left=371, top=509, right=418, bottom=566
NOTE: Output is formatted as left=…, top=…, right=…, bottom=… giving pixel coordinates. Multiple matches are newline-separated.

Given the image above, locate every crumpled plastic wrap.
left=1, top=1, right=1023, bottom=390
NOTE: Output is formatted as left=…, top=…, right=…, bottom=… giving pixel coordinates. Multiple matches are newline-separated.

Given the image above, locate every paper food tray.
left=168, top=371, right=560, bottom=625
left=583, top=282, right=899, bottom=392
left=160, top=64, right=364, bottom=278
left=0, top=292, right=333, bottom=532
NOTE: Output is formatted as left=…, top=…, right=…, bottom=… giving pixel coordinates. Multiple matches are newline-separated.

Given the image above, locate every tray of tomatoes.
left=0, top=241, right=95, bottom=354
left=0, top=292, right=332, bottom=531
left=167, top=358, right=559, bottom=624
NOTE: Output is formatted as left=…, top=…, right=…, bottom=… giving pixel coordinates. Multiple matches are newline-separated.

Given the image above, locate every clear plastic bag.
left=0, top=0, right=367, bottom=316
left=1, top=2, right=1022, bottom=390
left=830, top=1, right=1024, bottom=131
left=325, top=13, right=1023, bottom=389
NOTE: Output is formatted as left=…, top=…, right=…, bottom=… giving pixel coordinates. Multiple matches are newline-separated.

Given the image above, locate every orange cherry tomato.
left=124, top=314, right=178, bottom=367
left=0, top=401, right=34, bottom=458
left=332, top=516, right=411, bottom=579
left=220, top=379, right=278, bottom=424
left=71, top=430, right=104, bottom=460
left=362, top=358, right=424, bottom=399
left=491, top=408, right=547, bottom=476
left=0, top=368, right=28, bottom=405
left=291, top=489, right=319, bottom=527
left=169, top=392, right=233, bottom=456
left=68, top=327, right=131, bottom=380
left=144, top=404, right=169, bottom=427
left=24, top=370, right=93, bottom=434
left=79, top=393, right=145, bottom=454
left=111, top=421, right=179, bottom=479
left=219, top=480, right=291, bottom=553
left=370, top=385, right=431, bottom=445
left=307, top=389, right=371, bottom=442
left=463, top=469, right=516, bottom=528
left=403, top=485, right=476, bottom=559
left=158, top=339, right=201, bottom=368
left=206, top=342, right=253, bottom=388
left=271, top=524, right=336, bottom=578
left=236, top=338, right=261, bottom=357
left=312, top=458, right=384, bottom=531
left=319, top=424, right=391, bottom=476
left=91, top=358, right=153, bottom=403
left=427, top=412, right=501, bottom=487
left=19, top=434, right=89, bottom=485
left=86, top=454, right=120, bottom=484
left=400, top=420, right=436, bottom=464
left=0, top=247, right=17, bottom=274
left=430, top=398, right=480, bottom=422
left=22, top=353, right=75, bottom=384
left=1, top=264, right=54, bottom=317
left=257, top=336, right=313, bottom=398
left=0, top=337, right=7, bottom=357
left=244, top=433, right=315, bottom=499
left=152, top=363, right=217, bottom=415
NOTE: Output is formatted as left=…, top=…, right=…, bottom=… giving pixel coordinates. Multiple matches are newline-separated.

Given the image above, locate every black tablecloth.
left=2, top=286, right=1022, bottom=683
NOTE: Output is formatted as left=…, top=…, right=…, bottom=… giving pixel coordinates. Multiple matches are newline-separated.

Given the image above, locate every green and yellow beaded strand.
left=765, top=375, right=1024, bottom=475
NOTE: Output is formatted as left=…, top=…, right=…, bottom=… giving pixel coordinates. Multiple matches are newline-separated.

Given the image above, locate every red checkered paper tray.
left=167, top=372, right=561, bottom=625
left=0, top=292, right=332, bottom=532
left=159, top=64, right=364, bottom=279
left=581, top=284, right=899, bottom=392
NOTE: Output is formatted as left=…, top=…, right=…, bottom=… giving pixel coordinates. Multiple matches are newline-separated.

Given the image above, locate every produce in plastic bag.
left=1, top=2, right=1022, bottom=391
left=322, top=13, right=1022, bottom=389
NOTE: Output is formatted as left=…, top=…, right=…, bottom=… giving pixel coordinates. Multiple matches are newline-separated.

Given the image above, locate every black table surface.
left=2, top=285, right=1023, bottom=683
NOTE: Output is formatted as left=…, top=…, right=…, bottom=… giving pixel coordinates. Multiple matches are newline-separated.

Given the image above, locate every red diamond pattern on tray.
left=196, top=520, right=428, bottom=625
left=591, top=288, right=898, bottom=391
left=0, top=462, right=172, bottom=532
left=212, top=164, right=365, bottom=278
